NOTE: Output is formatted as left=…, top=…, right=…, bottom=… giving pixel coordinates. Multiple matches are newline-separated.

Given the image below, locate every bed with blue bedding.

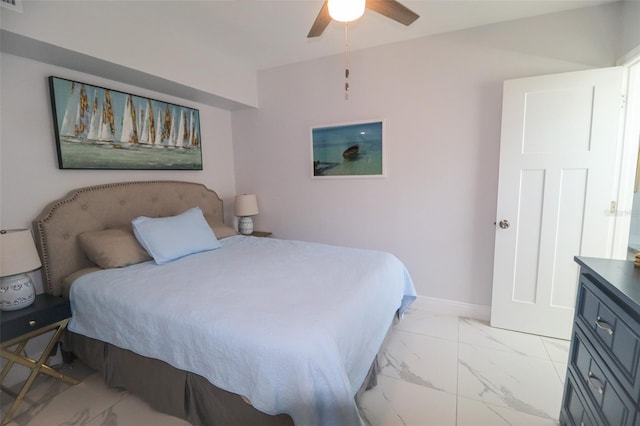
left=33, top=181, right=416, bottom=426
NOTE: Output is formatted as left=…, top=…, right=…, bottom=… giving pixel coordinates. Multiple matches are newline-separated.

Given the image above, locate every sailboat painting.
left=48, top=76, right=202, bottom=170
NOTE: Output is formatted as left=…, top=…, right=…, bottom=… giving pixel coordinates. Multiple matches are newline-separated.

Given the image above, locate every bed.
left=33, top=181, right=416, bottom=426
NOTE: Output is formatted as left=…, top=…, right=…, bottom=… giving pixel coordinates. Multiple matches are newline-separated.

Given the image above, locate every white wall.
left=1, top=3, right=631, bottom=306
left=442, top=3, right=622, bottom=67
left=232, top=5, right=627, bottom=306
left=622, top=1, right=640, bottom=59
left=0, top=53, right=238, bottom=293
left=0, top=1, right=258, bottom=108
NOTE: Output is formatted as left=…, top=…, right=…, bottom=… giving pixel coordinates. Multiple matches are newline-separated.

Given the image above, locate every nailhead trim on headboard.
left=33, top=181, right=224, bottom=296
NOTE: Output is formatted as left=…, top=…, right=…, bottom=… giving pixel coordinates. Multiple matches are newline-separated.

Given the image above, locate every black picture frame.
left=49, top=76, right=203, bottom=170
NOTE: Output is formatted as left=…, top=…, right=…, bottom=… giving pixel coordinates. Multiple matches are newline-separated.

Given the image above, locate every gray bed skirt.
left=63, top=329, right=385, bottom=426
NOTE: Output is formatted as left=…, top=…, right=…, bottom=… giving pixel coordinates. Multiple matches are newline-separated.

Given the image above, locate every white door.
left=491, top=67, right=625, bottom=339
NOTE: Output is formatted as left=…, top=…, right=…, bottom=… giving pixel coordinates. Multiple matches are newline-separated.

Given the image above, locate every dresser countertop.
left=574, top=256, right=640, bottom=309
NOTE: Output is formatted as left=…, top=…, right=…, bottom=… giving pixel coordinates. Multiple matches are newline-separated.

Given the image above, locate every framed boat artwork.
left=311, top=120, right=385, bottom=178
left=48, top=76, right=203, bottom=170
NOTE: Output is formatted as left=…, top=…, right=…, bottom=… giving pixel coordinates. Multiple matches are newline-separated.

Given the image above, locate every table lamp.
left=0, top=229, right=42, bottom=311
left=234, top=194, right=259, bottom=235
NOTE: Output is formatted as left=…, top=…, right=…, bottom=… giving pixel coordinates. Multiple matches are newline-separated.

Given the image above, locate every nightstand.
left=0, top=293, right=79, bottom=425
left=250, top=231, right=272, bottom=238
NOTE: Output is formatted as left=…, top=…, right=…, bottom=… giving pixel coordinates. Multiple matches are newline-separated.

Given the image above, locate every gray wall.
left=231, top=3, right=631, bottom=306
left=0, top=53, right=238, bottom=292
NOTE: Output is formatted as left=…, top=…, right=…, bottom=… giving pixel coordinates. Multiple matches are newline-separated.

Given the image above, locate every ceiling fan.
left=307, top=0, right=420, bottom=38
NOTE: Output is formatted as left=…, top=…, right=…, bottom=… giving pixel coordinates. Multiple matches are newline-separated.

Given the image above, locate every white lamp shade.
left=234, top=194, right=259, bottom=217
left=0, top=229, right=42, bottom=277
left=328, top=0, right=365, bottom=22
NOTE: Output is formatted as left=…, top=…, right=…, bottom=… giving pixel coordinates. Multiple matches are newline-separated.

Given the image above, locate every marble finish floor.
left=2, top=298, right=569, bottom=425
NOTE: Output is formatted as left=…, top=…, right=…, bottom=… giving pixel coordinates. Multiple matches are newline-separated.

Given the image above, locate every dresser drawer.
left=576, top=273, right=640, bottom=400
left=570, top=326, right=636, bottom=425
left=560, top=369, right=601, bottom=426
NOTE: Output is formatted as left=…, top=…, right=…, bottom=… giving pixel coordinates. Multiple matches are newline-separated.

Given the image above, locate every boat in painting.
left=138, top=99, right=155, bottom=147
left=52, top=78, right=201, bottom=151
left=342, top=144, right=359, bottom=160
left=118, top=94, right=138, bottom=146
left=59, top=82, right=90, bottom=142
left=50, top=76, right=203, bottom=170
left=86, top=92, right=105, bottom=142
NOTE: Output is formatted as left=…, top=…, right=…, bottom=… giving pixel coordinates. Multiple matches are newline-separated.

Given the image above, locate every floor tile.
left=458, top=317, right=550, bottom=359
left=3, top=310, right=573, bottom=426
left=0, top=375, right=70, bottom=422
left=359, top=375, right=457, bottom=426
left=380, top=329, right=458, bottom=394
left=84, top=393, right=190, bottom=426
left=457, top=342, right=563, bottom=421
left=542, top=337, right=571, bottom=363
left=457, top=396, right=560, bottom=425
left=552, top=362, right=568, bottom=386
left=15, top=373, right=128, bottom=426
left=396, top=306, right=459, bottom=342
left=0, top=362, right=97, bottom=423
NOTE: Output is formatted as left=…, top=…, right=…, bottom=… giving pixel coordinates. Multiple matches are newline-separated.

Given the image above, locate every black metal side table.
left=0, top=293, right=79, bottom=425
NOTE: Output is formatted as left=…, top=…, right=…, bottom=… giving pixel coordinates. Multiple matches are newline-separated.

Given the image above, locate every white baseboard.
left=412, top=295, right=491, bottom=321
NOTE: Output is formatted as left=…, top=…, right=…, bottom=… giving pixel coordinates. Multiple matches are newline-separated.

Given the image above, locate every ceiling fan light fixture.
left=328, top=0, right=365, bottom=23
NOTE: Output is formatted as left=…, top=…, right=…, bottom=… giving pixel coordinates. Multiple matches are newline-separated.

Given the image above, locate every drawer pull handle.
left=587, top=371, right=604, bottom=395
left=594, top=316, right=614, bottom=335
left=28, top=320, right=36, bottom=327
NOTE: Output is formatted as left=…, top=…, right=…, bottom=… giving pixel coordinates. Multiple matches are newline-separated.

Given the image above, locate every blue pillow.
left=132, top=207, right=221, bottom=264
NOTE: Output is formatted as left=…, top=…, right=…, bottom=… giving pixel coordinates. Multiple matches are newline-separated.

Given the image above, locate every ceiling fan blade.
left=366, top=0, right=419, bottom=26
left=307, top=0, right=332, bottom=38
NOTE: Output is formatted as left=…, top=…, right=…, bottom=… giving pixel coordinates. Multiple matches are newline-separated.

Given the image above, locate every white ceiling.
left=176, top=0, right=619, bottom=70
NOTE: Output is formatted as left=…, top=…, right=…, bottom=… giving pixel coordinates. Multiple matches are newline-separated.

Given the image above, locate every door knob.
left=498, top=220, right=510, bottom=229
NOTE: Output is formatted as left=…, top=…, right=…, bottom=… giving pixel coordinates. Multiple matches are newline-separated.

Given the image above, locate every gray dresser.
left=560, top=257, right=640, bottom=426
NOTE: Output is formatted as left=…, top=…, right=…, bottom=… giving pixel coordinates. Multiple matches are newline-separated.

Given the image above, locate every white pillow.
left=132, top=207, right=221, bottom=264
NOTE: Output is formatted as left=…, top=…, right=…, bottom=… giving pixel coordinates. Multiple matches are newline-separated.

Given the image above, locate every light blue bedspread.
left=69, top=236, right=416, bottom=425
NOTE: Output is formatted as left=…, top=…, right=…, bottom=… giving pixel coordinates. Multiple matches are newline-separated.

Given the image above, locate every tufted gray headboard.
left=33, top=181, right=224, bottom=296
